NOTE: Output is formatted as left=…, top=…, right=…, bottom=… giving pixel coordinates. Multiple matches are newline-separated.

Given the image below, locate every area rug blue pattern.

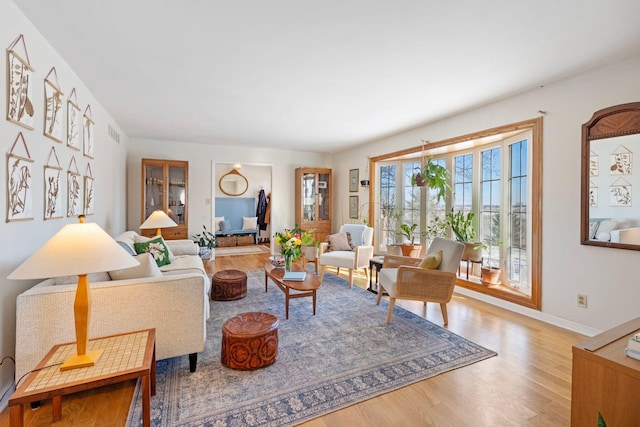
left=127, top=269, right=496, bottom=426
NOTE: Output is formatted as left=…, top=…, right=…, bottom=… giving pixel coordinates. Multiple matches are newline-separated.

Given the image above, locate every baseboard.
left=454, top=287, right=602, bottom=337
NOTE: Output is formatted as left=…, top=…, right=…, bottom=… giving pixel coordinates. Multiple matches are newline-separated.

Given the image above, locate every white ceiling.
left=13, top=0, right=640, bottom=153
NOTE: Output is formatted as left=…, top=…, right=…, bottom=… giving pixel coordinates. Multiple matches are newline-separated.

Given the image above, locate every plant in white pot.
left=193, top=225, right=216, bottom=260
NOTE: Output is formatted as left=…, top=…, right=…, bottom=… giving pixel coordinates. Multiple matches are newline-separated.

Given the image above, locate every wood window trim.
left=368, top=118, right=542, bottom=310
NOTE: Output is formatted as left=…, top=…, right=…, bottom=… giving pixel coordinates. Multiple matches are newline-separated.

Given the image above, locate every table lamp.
left=139, top=210, right=178, bottom=237
left=7, top=216, right=139, bottom=371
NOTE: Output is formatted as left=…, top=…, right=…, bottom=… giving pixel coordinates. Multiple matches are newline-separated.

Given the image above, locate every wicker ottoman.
left=221, top=312, right=279, bottom=370
left=211, top=269, right=247, bottom=301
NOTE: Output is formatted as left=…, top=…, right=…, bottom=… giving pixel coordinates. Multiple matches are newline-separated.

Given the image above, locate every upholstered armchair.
left=376, top=237, right=464, bottom=325
left=318, top=224, right=374, bottom=288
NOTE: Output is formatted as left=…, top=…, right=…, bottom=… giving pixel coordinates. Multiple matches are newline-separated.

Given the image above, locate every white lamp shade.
left=8, top=222, right=139, bottom=279
left=139, top=210, right=178, bottom=230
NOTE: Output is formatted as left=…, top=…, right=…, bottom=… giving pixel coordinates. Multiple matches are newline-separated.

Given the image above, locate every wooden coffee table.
left=264, top=261, right=321, bottom=319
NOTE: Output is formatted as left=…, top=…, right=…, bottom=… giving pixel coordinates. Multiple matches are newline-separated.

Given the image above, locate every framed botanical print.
left=67, top=156, right=82, bottom=217
left=44, top=146, right=63, bottom=220
left=83, top=105, right=94, bottom=158
left=7, top=133, right=34, bottom=221
left=67, top=88, right=81, bottom=150
left=349, top=195, right=359, bottom=219
left=7, top=35, right=35, bottom=130
left=84, top=163, right=94, bottom=215
left=44, top=67, right=64, bottom=143
left=349, top=169, right=359, bottom=192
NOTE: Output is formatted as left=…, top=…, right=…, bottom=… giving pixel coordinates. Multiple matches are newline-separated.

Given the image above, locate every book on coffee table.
left=282, top=271, right=306, bottom=281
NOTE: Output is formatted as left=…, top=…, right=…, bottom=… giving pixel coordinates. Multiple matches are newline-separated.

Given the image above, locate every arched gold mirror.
left=581, top=102, right=640, bottom=250
left=219, top=169, right=249, bottom=196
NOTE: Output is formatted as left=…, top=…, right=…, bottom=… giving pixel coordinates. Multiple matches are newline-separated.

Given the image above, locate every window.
left=369, top=118, right=542, bottom=309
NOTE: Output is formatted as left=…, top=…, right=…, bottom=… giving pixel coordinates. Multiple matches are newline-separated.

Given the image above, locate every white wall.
left=0, top=0, right=129, bottom=408
left=126, top=139, right=331, bottom=250
left=333, top=53, right=640, bottom=334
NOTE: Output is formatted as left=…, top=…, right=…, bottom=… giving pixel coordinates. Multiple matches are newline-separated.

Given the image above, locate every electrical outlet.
left=577, top=294, right=588, bottom=308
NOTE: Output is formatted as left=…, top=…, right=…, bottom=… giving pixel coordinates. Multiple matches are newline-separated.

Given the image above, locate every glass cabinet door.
left=303, top=172, right=316, bottom=221
left=144, top=164, right=164, bottom=220
left=167, top=166, right=186, bottom=225
left=317, top=172, right=330, bottom=221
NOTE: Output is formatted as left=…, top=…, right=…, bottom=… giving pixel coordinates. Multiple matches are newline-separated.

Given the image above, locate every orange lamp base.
left=59, top=349, right=104, bottom=371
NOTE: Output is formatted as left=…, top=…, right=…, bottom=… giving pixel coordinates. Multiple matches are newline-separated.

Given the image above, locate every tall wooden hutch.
left=141, top=159, right=189, bottom=239
left=295, top=167, right=332, bottom=242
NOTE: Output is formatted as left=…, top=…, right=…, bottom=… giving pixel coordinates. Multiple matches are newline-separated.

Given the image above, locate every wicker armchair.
left=376, top=237, right=464, bottom=325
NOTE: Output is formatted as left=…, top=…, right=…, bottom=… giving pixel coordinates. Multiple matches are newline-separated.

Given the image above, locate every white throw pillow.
left=242, top=216, right=258, bottom=230
left=214, top=217, right=225, bottom=231
left=134, top=234, right=176, bottom=261
left=108, top=253, right=162, bottom=280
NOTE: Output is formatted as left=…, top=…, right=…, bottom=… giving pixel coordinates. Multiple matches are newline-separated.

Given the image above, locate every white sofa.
left=15, top=232, right=210, bottom=383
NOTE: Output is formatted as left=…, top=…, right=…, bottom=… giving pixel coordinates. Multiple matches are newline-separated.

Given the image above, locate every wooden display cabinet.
left=141, top=159, right=189, bottom=240
left=295, top=168, right=332, bottom=242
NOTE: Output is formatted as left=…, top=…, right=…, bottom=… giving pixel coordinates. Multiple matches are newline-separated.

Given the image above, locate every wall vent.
left=108, top=124, right=121, bottom=143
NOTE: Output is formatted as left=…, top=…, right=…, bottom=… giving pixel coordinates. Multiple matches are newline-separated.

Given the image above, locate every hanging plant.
left=410, top=157, right=452, bottom=203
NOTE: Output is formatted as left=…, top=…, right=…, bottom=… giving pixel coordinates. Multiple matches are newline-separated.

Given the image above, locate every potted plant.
left=397, top=223, right=422, bottom=257
left=445, top=210, right=482, bottom=262
left=299, top=228, right=319, bottom=261
left=410, top=157, right=452, bottom=202
left=193, top=225, right=216, bottom=260
left=422, top=215, right=448, bottom=242
left=479, top=239, right=503, bottom=285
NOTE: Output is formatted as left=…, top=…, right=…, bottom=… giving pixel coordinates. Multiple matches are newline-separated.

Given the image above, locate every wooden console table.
left=9, top=329, right=156, bottom=427
left=571, top=317, right=640, bottom=426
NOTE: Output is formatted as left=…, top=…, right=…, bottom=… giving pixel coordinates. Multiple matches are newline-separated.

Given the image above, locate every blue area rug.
left=127, top=269, right=496, bottom=426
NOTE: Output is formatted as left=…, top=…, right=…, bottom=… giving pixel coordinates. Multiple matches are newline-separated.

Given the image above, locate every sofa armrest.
left=354, top=245, right=374, bottom=268
left=166, top=239, right=198, bottom=255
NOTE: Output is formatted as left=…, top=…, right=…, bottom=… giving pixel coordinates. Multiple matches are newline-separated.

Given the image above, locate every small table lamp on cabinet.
left=7, top=216, right=139, bottom=371
left=140, top=210, right=178, bottom=237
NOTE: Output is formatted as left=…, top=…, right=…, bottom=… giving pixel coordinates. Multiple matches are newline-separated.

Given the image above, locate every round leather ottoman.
left=221, top=312, right=279, bottom=370
left=211, top=269, right=247, bottom=301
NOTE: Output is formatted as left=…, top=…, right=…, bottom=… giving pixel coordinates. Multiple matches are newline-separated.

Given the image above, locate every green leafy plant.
left=410, top=157, right=452, bottom=203
left=300, top=228, right=318, bottom=247
left=397, top=223, right=418, bottom=245
left=193, top=225, right=216, bottom=249
left=423, top=215, right=448, bottom=241
left=598, top=412, right=606, bottom=427
left=446, top=210, right=476, bottom=243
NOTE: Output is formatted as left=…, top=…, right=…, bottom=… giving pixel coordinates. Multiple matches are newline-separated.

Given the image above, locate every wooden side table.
left=571, top=317, right=640, bottom=426
left=9, top=329, right=156, bottom=427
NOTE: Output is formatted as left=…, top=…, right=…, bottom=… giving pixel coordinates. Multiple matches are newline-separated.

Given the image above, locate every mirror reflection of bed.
left=582, top=102, right=640, bottom=249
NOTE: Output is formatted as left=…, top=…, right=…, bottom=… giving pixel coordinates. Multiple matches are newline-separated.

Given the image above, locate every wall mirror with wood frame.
left=581, top=102, right=640, bottom=250
left=219, top=168, right=249, bottom=196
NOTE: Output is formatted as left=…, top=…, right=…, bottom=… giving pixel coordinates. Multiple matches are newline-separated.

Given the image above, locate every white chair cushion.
left=379, top=268, right=398, bottom=297
left=319, top=251, right=356, bottom=269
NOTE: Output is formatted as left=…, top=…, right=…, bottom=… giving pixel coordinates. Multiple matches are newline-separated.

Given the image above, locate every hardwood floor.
left=0, top=252, right=583, bottom=426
